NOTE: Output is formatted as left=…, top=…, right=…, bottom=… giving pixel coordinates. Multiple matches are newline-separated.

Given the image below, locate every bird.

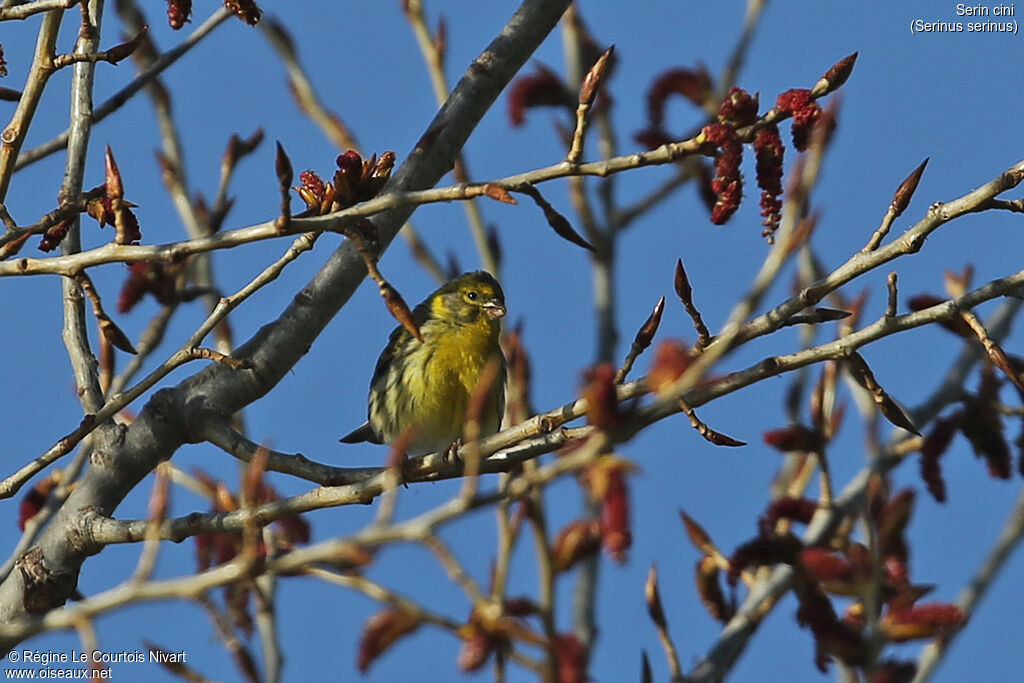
left=340, top=270, right=508, bottom=456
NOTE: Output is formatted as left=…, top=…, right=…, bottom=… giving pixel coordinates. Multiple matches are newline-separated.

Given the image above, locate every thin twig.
left=203, top=418, right=378, bottom=486
left=0, top=10, right=63, bottom=200
left=715, top=0, right=769, bottom=108
left=645, top=565, right=682, bottom=680
left=195, top=593, right=260, bottom=682
left=960, top=310, right=1024, bottom=395
left=259, top=17, right=358, bottom=152
left=399, top=224, right=448, bottom=284
left=420, top=535, right=487, bottom=605
left=913, top=486, right=1024, bottom=682
left=565, top=46, right=613, bottom=165
left=863, top=158, right=929, bottom=253
left=305, top=567, right=462, bottom=633
left=343, top=221, right=423, bottom=341
left=674, top=259, right=713, bottom=349
left=560, top=11, right=616, bottom=659
left=678, top=397, right=746, bottom=447
left=612, top=164, right=694, bottom=229
left=73, top=618, right=100, bottom=676
left=886, top=272, right=899, bottom=318
left=51, top=27, right=145, bottom=68
left=57, top=2, right=107, bottom=465
left=253, top=575, right=282, bottom=683
left=106, top=305, right=176, bottom=396
left=524, top=486, right=558, bottom=679
left=0, top=0, right=76, bottom=21
left=491, top=496, right=515, bottom=612
left=458, top=358, right=503, bottom=503
left=615, top=297, right=664, bottom=384
left=0, top=204, right=16, bottom=230
left=403, top=0, right=500, bottom=275
left=130, top=463, right=171, bottom=583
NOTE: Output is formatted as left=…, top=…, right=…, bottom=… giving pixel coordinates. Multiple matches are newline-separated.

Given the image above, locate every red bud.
left=763, top=424, right=820, bottom=452
left=358, top=609, right=420, bottom=672
left=551, top=519, right=602, bottom=573
left=891, top=158, right=929, bottom=218
left=817, top=52, right=858, bottom=95
left=582, top=363, right=619, bottom=430
left=695, top=556, right=732, bottom=621
left=879, top=604, right=965, bottom=643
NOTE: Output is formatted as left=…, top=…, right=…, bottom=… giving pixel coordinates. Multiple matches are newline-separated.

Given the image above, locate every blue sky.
left=2, top=1, right=1023, bottom=681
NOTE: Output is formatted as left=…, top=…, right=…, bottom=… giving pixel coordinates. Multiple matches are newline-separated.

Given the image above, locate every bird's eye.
left=466, top=291, right=479, bottom=301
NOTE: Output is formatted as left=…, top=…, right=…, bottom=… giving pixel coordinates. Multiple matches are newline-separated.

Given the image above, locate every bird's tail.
left=339, top=421, right=380, bottom=445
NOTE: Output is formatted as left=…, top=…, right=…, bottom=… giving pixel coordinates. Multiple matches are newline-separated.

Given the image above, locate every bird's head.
left=431, top=271, right=507, bottom=326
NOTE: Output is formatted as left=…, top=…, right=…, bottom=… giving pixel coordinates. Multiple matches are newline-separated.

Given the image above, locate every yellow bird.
left=341, top=271, right=507, bottom=455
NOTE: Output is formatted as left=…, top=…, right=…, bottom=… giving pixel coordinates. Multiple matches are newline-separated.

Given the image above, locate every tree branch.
left=913, top=485, right=1024, bottom=682
left=0, top=8, right=62, bottom=201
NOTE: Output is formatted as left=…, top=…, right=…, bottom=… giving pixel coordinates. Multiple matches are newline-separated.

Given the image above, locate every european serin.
left=340, top=271, right=508, bottom=455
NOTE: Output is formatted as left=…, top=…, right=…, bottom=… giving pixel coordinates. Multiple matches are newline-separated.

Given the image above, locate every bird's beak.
left=484, top=302, right=507, bottom=320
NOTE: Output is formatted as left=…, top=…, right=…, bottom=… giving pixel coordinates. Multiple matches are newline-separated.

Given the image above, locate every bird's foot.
left=442, top=439, right=464, bottom=465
